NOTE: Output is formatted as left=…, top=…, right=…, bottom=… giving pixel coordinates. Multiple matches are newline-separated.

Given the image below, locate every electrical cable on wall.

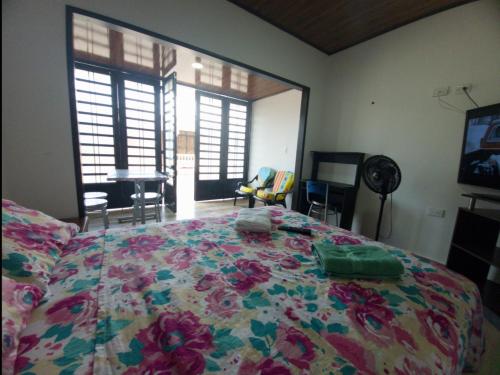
left=463, top=87, right=480, bottom=108
left=438, top=97, right=465, bottom=113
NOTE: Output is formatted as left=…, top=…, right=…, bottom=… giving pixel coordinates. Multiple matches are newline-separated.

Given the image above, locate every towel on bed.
left=312, top=243, right=404, bottom=279
left=235, top=208, right=272, bottom=233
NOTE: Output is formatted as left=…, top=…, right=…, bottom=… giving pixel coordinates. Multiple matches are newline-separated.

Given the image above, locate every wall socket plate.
left=455, top=84, right=472, bottom=94
left=432, top=86, right=450, bottom=97
left=426, top=207, right=446, bottom=218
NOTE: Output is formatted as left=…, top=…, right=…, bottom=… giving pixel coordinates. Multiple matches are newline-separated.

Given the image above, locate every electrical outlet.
left=455, top=84, right=472, bottom=94
left=432, top=87, right=450, bottom=97
left=426, top=207, right=446, bottom=218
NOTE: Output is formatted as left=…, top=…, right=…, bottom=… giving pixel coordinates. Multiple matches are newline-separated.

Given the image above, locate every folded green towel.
left=311, top=243, right=404, bottom=279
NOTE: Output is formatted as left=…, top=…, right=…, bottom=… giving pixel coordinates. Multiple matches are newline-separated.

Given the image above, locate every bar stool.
left=84, top=198, right=109, bottom=229
left=84, top=192, right=107, bottom=199
left=130, top=183, right=162, bottom=224
left=306, top=180, right=339, bottom=225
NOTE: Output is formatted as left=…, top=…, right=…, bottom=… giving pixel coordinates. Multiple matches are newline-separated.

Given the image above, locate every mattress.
left=15, top=207, right=484, bottom=374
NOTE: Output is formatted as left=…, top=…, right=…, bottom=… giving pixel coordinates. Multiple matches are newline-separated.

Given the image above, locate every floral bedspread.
left=15, top=207, right=484, bottom=375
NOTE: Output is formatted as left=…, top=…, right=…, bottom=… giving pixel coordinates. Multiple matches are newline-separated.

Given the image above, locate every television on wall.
left=458, top=103, right=500, bottom=190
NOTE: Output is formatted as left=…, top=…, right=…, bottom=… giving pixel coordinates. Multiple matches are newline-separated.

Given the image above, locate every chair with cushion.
left=234, top=167, right=276, bottom=207
left=130, top=183, right=162, bottom=224
left=306, top=180, right=339, bottom=225
left=254, top=170, right=295, bottom=208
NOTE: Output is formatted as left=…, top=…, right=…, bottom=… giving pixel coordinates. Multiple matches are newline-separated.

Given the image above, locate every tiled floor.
left=87, top=168, right=258, bottom=231
left=86, top=198, right=254, bottom=231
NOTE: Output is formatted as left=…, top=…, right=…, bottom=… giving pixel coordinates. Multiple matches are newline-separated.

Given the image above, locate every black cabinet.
left=446, top=208, right=500, bottom=315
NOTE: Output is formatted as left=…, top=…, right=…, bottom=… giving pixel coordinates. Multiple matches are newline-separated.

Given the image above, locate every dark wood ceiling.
left=228, top=0, right=476, bottom=55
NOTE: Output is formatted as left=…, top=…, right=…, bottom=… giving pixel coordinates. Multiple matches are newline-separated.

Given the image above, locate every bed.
left=2, top=200, right=484, bottom=375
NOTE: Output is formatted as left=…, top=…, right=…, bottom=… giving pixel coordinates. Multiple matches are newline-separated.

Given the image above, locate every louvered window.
left=198, top=96, right=222, bottom=180
left=74, top=68, right=116, bottom=184
left=123, top=80, right=158, bottom=172
left=163, top=77, right=176, bottom=185
left=227, top=103, right=247, bottom=179
left=74, top=64, right=161, bottom=187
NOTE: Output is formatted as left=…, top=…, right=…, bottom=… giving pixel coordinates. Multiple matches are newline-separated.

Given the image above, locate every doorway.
left=195, top=92, right=250, bottom=201
left=174, top=86, right=251, bottom=217
left=68, top=8, right=310, bottom=219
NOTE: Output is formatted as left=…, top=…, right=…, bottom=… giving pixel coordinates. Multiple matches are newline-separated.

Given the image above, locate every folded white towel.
left=235, top=208, right=272, bottom=233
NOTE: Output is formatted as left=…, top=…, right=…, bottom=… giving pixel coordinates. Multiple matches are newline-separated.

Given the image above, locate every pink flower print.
left=164, top=247, right=197, bottom=270
left=130, top=311, right=213, bottom=375
left=331, top=235, right=362, bottom=245
left=275, top=323, right=315, bottom=369
left=46, top=291, right=96, bottom=326
left=284, top=237, right=311, bottom=255
left=205, top=288, right=239, bottom=318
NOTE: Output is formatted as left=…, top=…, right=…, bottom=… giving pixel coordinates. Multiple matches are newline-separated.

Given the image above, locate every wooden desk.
left=298, top=151, right=365, bottom=230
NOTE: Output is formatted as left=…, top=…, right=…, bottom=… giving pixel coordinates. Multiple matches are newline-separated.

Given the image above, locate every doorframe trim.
left=66, top=6, right=310, bottom=216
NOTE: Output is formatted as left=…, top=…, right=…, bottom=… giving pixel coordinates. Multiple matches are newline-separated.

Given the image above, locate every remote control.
left=277, top=225, right=312, bottom=236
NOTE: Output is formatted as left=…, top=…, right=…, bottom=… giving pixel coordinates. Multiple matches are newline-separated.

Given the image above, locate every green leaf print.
left=205, top=358, right=221, bottom=372
left=267, top=284, right=286, bottom=295
left=243, top=291, right=271, bottom=309
left=380, top=290, right=405, bottom=306
left=96, top=317, right=132, bottom=344
left=69, top=278, right=99, bottom=293
left=118, top=338, right=144, bottom=366
left=53, top=338, right=94, bottom=367
left=59, top=363, right=80, bottom=375
left=42, top=324, right=74, bottom=342
left=156, top=269, right=174, bottom=280
left=2, top=252, right=32, bottom=277
left=250, top=320, right=277, bottom=340
left=249, top=337, right=270, bottom=357
left=327, top=323, right=349, bottom=334
left=310, top=318, right=324, bottom=333
left=144, top=289, right=171, bottom=305
left=211, top=328, right=244, bottom=359
left=198, top=256, right=218, bottom=269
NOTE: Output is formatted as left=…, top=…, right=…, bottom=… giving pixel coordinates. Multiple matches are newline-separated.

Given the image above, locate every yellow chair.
left=254, top=171, right=295, bottom=208
left=234, top=167, right=276, bottom=207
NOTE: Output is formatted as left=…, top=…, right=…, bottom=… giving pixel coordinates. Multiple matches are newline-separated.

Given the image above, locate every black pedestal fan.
left=362, top=155, right=401, bottom=241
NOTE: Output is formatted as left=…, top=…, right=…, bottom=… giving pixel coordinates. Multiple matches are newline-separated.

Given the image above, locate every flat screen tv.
left=458, top=103, right=500, bottom=190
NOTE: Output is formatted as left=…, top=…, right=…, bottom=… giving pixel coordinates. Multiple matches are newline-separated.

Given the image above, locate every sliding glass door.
left=194, top=91, right=250, bottom=201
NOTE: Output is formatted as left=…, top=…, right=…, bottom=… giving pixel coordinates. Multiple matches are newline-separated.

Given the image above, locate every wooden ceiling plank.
left=227, top=0, right=477, bottom=55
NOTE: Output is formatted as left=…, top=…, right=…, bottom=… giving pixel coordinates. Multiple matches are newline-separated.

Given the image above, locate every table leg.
left=140, top=181, right=146, bottom=224
left=133, top=181, right=140, bottom=225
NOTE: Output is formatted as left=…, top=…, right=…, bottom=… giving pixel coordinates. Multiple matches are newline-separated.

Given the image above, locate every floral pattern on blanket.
left=16, top=208, right=484, bottom=375
left=2, top=199, right=78, bottom=290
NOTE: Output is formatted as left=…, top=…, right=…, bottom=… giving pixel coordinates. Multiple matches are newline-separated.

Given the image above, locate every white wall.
left=248, top=89, right=302, bottom=207
left=319, top=0, right=500, bottom=262
left=3, top=0, right=498, bottom=264
left=2, top=0, right=327, bottom=218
